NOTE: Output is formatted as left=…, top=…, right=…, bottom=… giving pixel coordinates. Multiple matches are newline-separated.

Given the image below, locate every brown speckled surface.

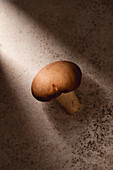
left=0, top=0, right=113, bottom=169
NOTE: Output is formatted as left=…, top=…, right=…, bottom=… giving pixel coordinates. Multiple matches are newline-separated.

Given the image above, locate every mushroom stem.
left=55, top=91, right=81, bottom=114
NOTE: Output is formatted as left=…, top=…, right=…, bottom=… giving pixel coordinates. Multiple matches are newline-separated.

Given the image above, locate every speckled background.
left=0, top=0, right=113, bottom=169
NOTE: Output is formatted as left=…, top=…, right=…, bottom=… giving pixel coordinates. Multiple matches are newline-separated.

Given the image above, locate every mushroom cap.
left=31, top=61, right=82, bottom=101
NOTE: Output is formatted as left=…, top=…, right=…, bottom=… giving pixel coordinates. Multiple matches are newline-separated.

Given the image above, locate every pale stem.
left=55, top=90, right=82, bottom=114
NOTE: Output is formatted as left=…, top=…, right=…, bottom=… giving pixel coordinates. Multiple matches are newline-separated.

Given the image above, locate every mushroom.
left=31, top=61, right=82, bottom=114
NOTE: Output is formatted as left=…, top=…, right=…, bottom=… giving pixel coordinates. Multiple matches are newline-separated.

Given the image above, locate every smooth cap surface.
left=31, top=61, right=82, bottom=101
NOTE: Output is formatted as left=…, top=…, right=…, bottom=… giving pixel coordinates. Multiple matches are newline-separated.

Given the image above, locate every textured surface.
left=0, top=0, right=113, bottom=169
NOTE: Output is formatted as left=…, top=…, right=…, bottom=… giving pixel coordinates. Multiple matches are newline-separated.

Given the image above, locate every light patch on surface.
left=0, top=0, right=112, bottom=96
left=0, top=0, right=73, bottom=161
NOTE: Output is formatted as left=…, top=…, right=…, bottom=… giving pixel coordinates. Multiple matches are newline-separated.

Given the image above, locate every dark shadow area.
left=0, top=53, right=67, bottom=170
left=10, top=0, right=113, bottom=84
left=0, top=56, right=37, bottom=169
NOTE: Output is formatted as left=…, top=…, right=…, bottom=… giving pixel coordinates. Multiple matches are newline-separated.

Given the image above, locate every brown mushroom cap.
left=31, top=61, right=82, bottom=101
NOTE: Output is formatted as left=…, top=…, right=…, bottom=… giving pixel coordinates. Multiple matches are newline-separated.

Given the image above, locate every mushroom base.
left=55, top=91, right=81, bottom=114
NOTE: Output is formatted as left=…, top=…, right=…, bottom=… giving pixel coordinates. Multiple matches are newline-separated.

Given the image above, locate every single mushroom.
left=31, top=61, right=82, bottom=114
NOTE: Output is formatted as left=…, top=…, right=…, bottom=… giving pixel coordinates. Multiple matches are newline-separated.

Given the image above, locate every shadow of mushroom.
left=42, top=73, right=113, bottom=167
